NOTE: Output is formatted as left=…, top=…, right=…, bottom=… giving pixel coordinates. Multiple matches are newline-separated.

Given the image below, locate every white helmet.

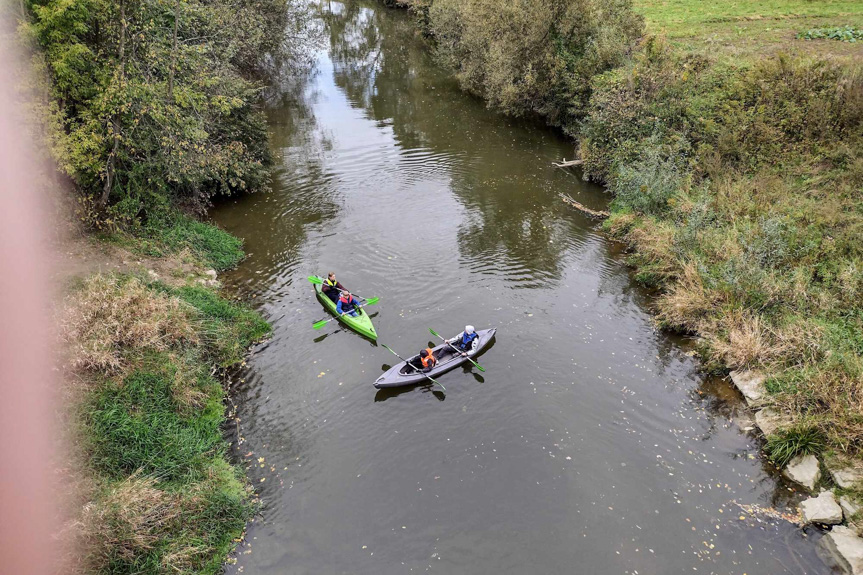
left=465, top=325, right=475, bottom=334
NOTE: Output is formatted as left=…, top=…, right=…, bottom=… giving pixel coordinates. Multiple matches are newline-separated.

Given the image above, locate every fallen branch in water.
left=553, top=158, right=584, bottom=168
left=559, top=193, right=610, bottom=219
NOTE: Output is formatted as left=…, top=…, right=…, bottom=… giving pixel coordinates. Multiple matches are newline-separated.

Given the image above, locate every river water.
left=210, top=2, right=829, bottom=573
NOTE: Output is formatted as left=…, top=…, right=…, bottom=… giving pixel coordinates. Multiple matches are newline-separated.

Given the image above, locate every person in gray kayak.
left=321, top=272, right=347, bottom=303
left=417, top=347, right=438, bottom=372
left=336, top=291, right=363, bottom=317
left=447, top=325, right=479, bottom=356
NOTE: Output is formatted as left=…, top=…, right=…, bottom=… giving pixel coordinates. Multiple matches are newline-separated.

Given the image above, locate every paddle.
left=429, top=328, right=485, bottom=372
left=381, top=344, right=445, bottom=392
left=312, top=297, right=379, bottom=329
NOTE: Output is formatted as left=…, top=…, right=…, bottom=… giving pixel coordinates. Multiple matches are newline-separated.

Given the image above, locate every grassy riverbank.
left=390, top=0, right=863, bottom=466
left=16, top=0, right=300, bottom=571
left=61, top=220, right=270, bottom=574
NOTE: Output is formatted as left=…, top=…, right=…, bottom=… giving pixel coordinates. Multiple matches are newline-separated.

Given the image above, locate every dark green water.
left=210, top=2, right=829, bottom=573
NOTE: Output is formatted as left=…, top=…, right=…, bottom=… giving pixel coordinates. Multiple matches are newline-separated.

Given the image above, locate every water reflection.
left=317, top=0, right=600, bottom=285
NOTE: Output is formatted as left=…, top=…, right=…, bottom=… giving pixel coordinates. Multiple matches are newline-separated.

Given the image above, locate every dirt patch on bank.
left=53, top=234, right=208, bottom=289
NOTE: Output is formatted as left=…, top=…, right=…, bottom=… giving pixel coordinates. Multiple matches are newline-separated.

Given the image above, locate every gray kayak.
left=374, top=328, right=496, bottom=389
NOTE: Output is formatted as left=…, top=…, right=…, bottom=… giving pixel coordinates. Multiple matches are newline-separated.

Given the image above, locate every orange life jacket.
left=421, top=348, right=436, bottom=368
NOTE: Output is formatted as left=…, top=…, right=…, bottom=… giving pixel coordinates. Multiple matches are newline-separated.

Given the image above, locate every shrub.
left=427, top=0, right=643, bottom=130
left=581, top=32, right=863, bottom=457
left=609, top=139, right=688, bottom=217
left=798, top=26, right=863, bottom=43
left=742, top=216, right=795, bottom=269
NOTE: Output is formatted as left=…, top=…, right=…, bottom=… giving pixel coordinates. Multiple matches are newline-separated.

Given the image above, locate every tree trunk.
left=101, top=0, right=126, bottom=209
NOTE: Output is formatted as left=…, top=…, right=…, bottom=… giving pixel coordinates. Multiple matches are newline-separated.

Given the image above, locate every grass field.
left=634, top=0, right=863, bottom=58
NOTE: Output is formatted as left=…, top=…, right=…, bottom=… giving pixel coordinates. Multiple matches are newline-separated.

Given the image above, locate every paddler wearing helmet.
left=447, top=325, right=479, bottom=357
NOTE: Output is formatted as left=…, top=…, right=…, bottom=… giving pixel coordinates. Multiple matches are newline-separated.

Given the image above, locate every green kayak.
left=313, top=276, right=377, bottom=340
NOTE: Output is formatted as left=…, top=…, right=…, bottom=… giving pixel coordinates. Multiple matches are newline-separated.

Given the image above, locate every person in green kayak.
left=447, top=325, right=479, bottom=357
left=336, top=290, right=363, bottom=317
left=321, top=272, right=346, bottom=303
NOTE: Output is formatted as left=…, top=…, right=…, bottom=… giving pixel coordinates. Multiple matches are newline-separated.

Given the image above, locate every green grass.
left=85, top=353, right=225, bottom=482
left=633, top=0, right=863, bottom=59
left=108, top=211, right=245, bottom=272
left=634, top=0, right=863, bottom=34
left=156, top=284, right=271, bottom=366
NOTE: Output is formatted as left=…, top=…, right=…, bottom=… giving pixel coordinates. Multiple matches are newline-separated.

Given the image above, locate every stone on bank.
left=820, top=526, right=863, bottom=575
left=840, top=496, right=861, bottom=522
left=753, top=407, right=789, bottom=437
left=783, top=454, right=820, bottom=490
left=801, top=491, right=843, bottom=525
left=729, top=370, right=765, bottom=405
left=831, top=466, right=863, bottom=489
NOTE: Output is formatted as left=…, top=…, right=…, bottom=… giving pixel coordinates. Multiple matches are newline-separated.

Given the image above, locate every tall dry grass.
left=63, top=275, right=198, bottom=374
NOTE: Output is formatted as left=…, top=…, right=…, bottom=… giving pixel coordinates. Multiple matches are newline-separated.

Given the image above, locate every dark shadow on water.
left=374, top=384, right=446, bottom=402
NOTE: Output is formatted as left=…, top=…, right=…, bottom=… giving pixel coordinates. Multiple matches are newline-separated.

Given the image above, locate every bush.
left=427, top=0, right=643, bottom=130
left=587, top=38, right=863, bottom=457
left=609, top=139, right=688, bottom=217
left=798, top=26, right=863, bottom=43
